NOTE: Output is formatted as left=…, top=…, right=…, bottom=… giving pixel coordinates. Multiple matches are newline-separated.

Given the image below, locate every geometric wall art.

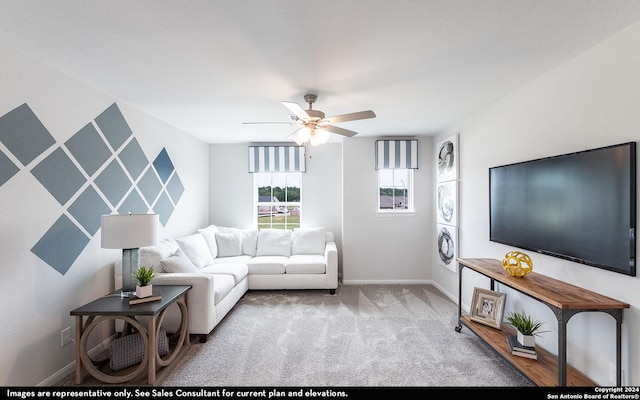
left=0, top=102, right=184, bottom=275
left=435, top=133, right=459, bottom=273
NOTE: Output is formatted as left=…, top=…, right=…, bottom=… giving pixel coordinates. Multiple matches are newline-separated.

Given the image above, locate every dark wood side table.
left=70, top=285, right=191, bottom=385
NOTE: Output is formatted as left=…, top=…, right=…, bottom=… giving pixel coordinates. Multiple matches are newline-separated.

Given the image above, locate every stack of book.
left=129, top=294, right=162, bottom=305
left=507, top=335, right=537, bottom=359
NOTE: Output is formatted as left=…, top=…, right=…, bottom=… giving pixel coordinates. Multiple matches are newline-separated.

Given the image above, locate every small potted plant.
left=132, top=266, right=156, bottom=298
left=506, top=310, right=549, bottom=347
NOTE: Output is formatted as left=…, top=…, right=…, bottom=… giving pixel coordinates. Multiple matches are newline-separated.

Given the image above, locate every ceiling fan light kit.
left=243, top=93, right=376, bottom=147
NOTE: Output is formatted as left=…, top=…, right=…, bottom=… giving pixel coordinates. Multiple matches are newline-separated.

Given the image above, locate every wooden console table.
left=455, top=258, right=629, bottom=386
left=71, top=285, right=191, bottom=385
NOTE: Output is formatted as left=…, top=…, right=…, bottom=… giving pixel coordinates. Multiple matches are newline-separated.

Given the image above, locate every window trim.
left=377, top=168, right=415, bottom=214
left=254, top=172, right=302, bottom=230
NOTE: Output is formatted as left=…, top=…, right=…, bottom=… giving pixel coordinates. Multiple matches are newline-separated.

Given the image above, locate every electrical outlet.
left=60, top=327, right=72, bottom=347
left=609, top=362, right=616, bottom=384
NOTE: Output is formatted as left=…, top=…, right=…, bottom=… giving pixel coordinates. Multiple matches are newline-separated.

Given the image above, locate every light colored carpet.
left=160, top=284, right=531, bottom=387
left=55, top=284, right=532, bottom=387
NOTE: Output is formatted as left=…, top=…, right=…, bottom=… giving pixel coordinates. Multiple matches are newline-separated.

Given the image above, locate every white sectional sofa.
left=115, top=225, right=338, bottom=342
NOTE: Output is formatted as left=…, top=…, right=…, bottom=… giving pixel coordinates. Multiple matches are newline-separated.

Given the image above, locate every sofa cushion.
left=286, top=255, right=327, bottom=274
left=161, top=249, right=201, bottom=273
left=241, top=229, right=258, bottom=256
left=256, top=229, right=292, bottom=256
left=140, top=238, right=179, bottom=273
left=247, top=256, right=287, bottom=274
left=218, top=226, right=258, bottom=256
left=216, top=232, right=243, bottom=257
left=291, top=227, right=326, bottom=255
left=176, top=233, right=214, bottom=269
left=214, top=255, right=252, bottom=264
left=200, top=263, right=248, bottom=285
left=197, top=225, right=219, bottom=259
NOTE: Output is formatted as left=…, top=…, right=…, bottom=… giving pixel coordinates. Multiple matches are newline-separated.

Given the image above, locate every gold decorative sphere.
left=502, top=251, right=533, bottom=277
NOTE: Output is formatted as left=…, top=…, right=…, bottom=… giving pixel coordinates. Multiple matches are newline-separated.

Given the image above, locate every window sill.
left=376, top=211, right=416, bottom=218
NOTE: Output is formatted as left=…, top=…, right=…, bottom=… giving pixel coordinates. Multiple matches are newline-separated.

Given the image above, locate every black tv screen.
left=489, top=142, right=636, bottom=276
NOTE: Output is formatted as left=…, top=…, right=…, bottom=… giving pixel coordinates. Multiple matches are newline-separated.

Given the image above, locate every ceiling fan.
left=243, top=93, right=376, bottom=146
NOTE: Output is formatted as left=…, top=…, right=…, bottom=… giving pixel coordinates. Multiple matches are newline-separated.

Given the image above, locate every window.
left=255, top=172, right=301, bottom=230
left=378, top=169, right=413, bottom=212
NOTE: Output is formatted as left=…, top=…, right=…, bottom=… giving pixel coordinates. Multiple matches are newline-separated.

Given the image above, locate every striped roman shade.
left=375, top=140, right=418, bottom=169
left=248, top=146, right=306, bottom=173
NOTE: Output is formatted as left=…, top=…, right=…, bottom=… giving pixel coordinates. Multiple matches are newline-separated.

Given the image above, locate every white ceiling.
left=2, top=0, right=640, bottom=144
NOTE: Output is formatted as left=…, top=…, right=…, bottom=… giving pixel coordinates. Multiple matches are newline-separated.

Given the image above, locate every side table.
left=70, top=284, right=191, bottom=385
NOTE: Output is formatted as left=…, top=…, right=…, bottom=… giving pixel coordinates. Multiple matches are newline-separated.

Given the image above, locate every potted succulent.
left=132, top=266, right=156, bottom=298
left=506, top=310, right=549, bottom=347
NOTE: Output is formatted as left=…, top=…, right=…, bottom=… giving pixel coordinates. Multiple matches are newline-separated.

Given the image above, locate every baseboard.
left=341, top=279, right=432, bottom=285
left=38, top=333, right=118, bottom=386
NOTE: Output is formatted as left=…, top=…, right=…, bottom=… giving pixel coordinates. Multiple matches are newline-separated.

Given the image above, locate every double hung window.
left=255, top=172, right=302, bottom=230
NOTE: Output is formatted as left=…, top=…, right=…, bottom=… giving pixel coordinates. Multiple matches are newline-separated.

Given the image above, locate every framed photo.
left=469, top=288, right=506, bottom=329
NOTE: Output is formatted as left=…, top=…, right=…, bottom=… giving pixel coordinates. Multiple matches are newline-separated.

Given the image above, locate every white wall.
left=434, top=21, right=640, bottom=385
left=0, top=43, right=209, bottom=386
left=342, top=137, right=433, bottom=283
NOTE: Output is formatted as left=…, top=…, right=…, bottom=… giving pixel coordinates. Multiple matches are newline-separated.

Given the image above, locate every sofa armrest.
left=151, top=273, right=214, bottom=306
left=151, top=273, right=216, bottom=334
left=324, top=241, right=338, bottom=289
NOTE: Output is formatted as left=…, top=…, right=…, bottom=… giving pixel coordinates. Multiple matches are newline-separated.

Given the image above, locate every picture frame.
left=436, top=224, right=457, bottom=272
left=436, top=133, right=458, bottom=182
left=436, top=180, right=457, bottom=226
left=469, top=287, right=506, bottom=329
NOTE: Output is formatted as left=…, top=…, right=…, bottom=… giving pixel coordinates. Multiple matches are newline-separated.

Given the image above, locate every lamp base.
left=121, top=248, right=140, bottom=294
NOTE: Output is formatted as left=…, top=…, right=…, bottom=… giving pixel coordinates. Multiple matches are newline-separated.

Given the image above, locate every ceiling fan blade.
left=286, top=126, right=306, bottom=139
left=282, top=101, right=311, bottom=121
left=242, top=121, right=298, bottom=125
left=322, top=125, right=358, bottom=137
left=323, top=110, right=376, bottom=124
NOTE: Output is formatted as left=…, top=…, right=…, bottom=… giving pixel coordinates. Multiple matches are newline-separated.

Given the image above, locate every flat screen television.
left=489, top=142, right=636, bottom=276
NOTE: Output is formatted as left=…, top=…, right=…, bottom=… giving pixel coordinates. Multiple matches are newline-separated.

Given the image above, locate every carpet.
left=156, top=284, right=532, bottom=387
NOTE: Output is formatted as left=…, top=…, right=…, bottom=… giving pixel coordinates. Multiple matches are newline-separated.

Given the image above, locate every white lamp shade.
left=101, top=214, right=159, bottom=249
left=293, top=127, right=311, bottom=145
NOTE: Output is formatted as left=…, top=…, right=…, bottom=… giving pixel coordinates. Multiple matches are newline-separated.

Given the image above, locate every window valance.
left=375, top=140, right=418, bottom=170
left=248, top=145, right=306, bottom=173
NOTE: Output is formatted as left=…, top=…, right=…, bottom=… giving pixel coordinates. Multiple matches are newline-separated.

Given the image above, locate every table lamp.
left=101, top=213, right=159, bottom=296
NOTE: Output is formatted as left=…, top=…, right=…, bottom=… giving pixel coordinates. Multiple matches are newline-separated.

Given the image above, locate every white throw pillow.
left=292, top=227, right=326, bottom=255
left=140, top=238, right=179, bottom=273
left=161, top=249, right=200, bottom=273
left=216, top=232, right=243, bottom=257
left=217, top=226, right=258, bottom=256
left=197, top=225, right=219, bottom=259
left=175, top=233, right=214, bottom=269
left=241, top=229, right=258, bottom=256
left=256, top=229, right=292, bottom=257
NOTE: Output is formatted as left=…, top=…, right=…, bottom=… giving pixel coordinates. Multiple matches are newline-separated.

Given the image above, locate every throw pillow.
left=241, top=229, right=258, bottom=256
left=139, top=238, right=179, bottom=272
left=161, top=249, right=200, bottom=273
left=197, top=225, right=219, bottom=259
left=217, top=226, right=258, bottom=256
left=292, top=227, right=326, bottom=255
left=175, top=233, right=214, bottom=269
left=216, top=232, right=243, bottom=257
left=256, top=229, right=292, bottom=257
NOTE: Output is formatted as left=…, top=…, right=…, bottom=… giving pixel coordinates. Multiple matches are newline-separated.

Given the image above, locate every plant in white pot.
left=506, top=310, right=548, bottom=347
left=132, top=266, right=156, bottom=298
